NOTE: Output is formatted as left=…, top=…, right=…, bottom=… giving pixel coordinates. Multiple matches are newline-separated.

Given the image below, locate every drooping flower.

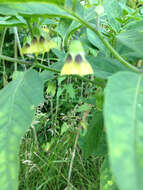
left=61, top=40, right=93, bottom=76
left=38, top=36, right=57, bottom=54
left=21, top=35, right=57, bottom=55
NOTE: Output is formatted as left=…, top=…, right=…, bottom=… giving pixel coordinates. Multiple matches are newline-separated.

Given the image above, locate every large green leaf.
left=104, top=71, right=143, bottom=190
left=0, top=69, right=43, bottom=190
left=0, top=0, right=64, bottom=5
left=0, top=3, right=72, bottom=18
left=39, top=70, right=56, bottom=83
left=55, top=18, right=72, bottom=40
left=0, top=16, right=26, bottom=26
left=80, top=111, right=104, bottom=158
left=123, top=20, right=143, bottom=31
left=87, top=56, right=128, bottom=79
left=100, top=157, right=118, bottom=190
left=116, top=30, right=143, bottom=61
left=87, top=29, right=109, bottom=56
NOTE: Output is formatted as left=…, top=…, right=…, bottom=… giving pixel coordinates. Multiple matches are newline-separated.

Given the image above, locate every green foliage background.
left=0, top=0, right=143, bottom=189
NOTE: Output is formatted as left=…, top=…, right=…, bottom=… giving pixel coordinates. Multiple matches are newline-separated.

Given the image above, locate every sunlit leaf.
left=104, top=71, right=143, bottom=190
left=0, top=3, right=72, bottom=18
left=0, top=0, right=64, bottom=5
left=81, top=111, right=104, bottom=158
left=0, top=69, right=43, bottom=190
left=100, top=157, right=118, bottom=190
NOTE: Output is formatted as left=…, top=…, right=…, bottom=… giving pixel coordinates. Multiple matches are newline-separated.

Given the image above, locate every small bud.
left=95, top=5, right=104, bottom=16
left=42, top=25, right=49, bottom=33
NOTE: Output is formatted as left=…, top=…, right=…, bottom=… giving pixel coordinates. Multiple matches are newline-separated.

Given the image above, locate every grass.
left=19, top=124, right=100, bottom=190
left=19, top=82, right=101, bottom=190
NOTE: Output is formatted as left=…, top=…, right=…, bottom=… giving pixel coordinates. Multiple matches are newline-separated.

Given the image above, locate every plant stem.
left=34, top=62, right=60, bottom=73
left=0, top=54, right=105, bottom=86
left=72, top=0, right=77, bottom=11
left=64, top=9, right=141, bottom=73
left=0, top=28, right=8, bottom=87
left=0, top=27, right=7, bottom=55
left=13, top=27, right=25, bottom=59
left=25, top=18, right=38, bottom=62
left=0, top=55, right=31, bottom=65
left=67, top=130, right=80, bottom=187
left=14, top=27, right=18, bottom=71
left=25, top=18, right=34, bottom=37
left=14, top=27, right=26, bottom=70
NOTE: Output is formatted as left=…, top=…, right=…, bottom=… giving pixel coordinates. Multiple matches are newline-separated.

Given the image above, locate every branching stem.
left=0, top=54, right=102, bottom=86
left=64, top=9, right=141, bottom=73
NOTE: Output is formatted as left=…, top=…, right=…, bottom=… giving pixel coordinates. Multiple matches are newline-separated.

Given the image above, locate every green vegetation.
left=0, top=0, right=143, bottom=190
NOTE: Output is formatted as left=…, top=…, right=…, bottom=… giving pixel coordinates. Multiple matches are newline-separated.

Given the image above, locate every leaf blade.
left=104, top=71, right=143, bottom=190
left=100, top=157, right=119, bottom=190
left=0, top=3, right=71, bottom=18
left=0, top=69, right=43, bottom=190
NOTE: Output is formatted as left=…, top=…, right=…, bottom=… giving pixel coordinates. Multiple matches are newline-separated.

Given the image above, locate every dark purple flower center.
left=75, top=54, right=82, bottom=64
left=39, top=36, right=45, bottom=43
left=25, top=43, right=30, bottom=48
left=66, top=54, right=72, bottom=63
left=32, top=36, right=37, bottom=44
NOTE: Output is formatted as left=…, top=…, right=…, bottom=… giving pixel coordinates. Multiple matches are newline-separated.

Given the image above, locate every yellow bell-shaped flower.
left=61, top=40, right=93, bottom=76
left=21, top=36, right=57, bottom=55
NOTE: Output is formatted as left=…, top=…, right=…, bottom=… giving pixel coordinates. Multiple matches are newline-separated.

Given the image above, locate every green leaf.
left=0, top=3, right=72, bottom=18
left=103, top=0, right=122, bottom=32
left=0, top=0, right=64, bottom=5
left=123, top=20, right=143, bottom=31
left=65, top=0, right=72, bottom=8
left=76, top=103, right=90, bottom=112
left=94, top=133, right=107, bottom=156
left=100, top=157, right=118, bottom=190
left=12, top=71, right=23, bottom=80
left=87, top=29, right=109, bottom=56
left=81, top=111, right=104, bottom=158
left=55, top=19, right=81, bottom=47
left=50, top=61, right=64, bottom=71
left=95, top=87, right=104, bottom=110
left=42, top=18, right=57, bottom=25
left=39, top=70, right=55, bottom=83
left=87, top=56, right=128, bottom=79
left=0, top=16, right=26, bottom=26
left=0, top=69, right=43, bottom=190
left=61, top=122, right=69, bottom=135
left=64, top=83, right=75, bottom=99
left=56, top=87, right=64, bottom=99
left=55, top=18, right=72, bottom=40
left=116, top=29, right=143, bottom=61
left=104, top=71, right=143, bottom=190
left=46, top=81, right=56, bottom=96
left=51, top=48, right=66, bottom=60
